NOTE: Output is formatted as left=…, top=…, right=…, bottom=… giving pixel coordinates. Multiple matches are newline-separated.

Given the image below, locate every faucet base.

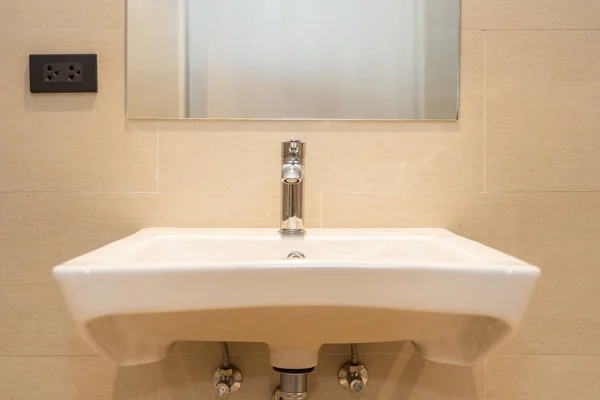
left=279, top=229, right=306, bottom=236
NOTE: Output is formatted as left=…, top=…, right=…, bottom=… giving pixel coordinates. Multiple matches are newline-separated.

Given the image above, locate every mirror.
left=127, top=0, right=460, bottom=120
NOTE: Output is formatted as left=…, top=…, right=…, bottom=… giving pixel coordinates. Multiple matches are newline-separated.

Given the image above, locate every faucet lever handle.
left=282, top=138, right=304, bottom=160
left=289, top=138, right=299, bottom=156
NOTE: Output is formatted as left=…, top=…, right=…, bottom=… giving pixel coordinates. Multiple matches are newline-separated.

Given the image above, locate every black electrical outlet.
left=29, top=54, right=98, bottom=93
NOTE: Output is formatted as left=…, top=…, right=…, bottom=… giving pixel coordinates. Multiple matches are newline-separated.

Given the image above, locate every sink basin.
left=53, top=228, right=539, bottom=369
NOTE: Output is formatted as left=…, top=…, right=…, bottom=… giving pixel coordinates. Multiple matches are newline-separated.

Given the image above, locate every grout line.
left=484, top=357, right=488, bottom=400
left=7, top=28, right=125, bottom=32
left=310, top=190, right=483, bottom=195
left=6, top=28, right=600, bottom=32
left=0, top=191, right=159, bottom=194
left=490, top=353, right=600, bottom=357
left=319, top=193, right=323, bottom=228
left=16, top=355, right=99, bottom=359
left=1, top=190, right=600, bottom=195
left=483, top=29, right=487, bottom=194
left=157, top=357, right=161, bottom=400
left=0, top=353, right=598, bottom=359
left=156, top=121, right=160, bottom=193
left=170, top=352, right=404, bottom=357
left=462, top=28, right=600, bottom=31
left=483, top=190, right=600, bottom=194
left=309, top=190, right=600, bottom=195
left=319, top=352, right=400, bottom=356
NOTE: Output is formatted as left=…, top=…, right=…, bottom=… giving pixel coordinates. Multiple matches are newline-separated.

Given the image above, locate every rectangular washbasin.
left=53, top=228, right=540, bottom=369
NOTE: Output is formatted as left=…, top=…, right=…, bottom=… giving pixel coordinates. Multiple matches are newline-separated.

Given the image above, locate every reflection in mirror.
left=127, top=0, right=460, bottom=120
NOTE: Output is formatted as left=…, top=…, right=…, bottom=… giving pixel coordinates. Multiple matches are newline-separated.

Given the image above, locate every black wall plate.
left=29, top=54, right=98, bottom=93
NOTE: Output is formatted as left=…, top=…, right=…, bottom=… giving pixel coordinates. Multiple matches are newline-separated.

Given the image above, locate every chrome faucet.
left=280, top=138, right=305, bottom=235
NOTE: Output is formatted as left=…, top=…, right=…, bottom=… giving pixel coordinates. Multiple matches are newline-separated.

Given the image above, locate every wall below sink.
left=2, top=1, right=600, bottom=399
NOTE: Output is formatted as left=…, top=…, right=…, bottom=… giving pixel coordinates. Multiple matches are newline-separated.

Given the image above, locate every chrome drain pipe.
left=272, top=371, right=310, bottom=400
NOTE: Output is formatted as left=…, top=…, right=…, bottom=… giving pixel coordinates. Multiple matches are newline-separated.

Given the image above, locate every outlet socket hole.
left=76, top=71, right=81, bottom=75
left=46, top=65, right=52, bottom=71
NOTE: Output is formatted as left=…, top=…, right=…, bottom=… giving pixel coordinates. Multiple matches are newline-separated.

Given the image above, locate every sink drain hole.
left=286, top=251, right=305, bottom=259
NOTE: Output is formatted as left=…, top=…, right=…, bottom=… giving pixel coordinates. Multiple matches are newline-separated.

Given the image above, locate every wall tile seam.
left=4, top=190, right=600, bottom=195
left=490, top=353, right=600, bottom=357
left=0, top=191, right=158, bottom=195
left=483, top=29, right=487, bottom=193
left=168, top=352, right=405, bottom=356
left=322, top=190, right=600, bottom=195
left=483, top=357, right=487, bottom=399
left=4, top=353, right=598, bottom=359
left=318, top=193, right=323, bottom=228
left=0, top=355, right=100, bottom=358
left=319, top=191, right=486, bottom=195
left=469, top=28, right=600, bottom=31
left=0, top=28, right=125, bottom=32
left=7, top=26, right=600, bottom=34
left=4, top=26, right=599, bottom=33
left=154, top=121, right=160, bottom=193
left=472, top=190, right=600, bottom=194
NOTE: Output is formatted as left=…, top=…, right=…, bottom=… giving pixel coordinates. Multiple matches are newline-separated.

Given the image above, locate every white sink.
left=53, top=228, right=539, bottom=369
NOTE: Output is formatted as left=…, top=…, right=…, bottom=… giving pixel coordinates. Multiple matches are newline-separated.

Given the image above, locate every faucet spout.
left=280, top=138, right=306, bottom=236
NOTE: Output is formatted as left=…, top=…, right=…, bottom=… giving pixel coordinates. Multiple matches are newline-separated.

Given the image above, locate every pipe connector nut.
left=212, top=366, right=242, bottom=397
left=338, top=362, right=368, bottom=393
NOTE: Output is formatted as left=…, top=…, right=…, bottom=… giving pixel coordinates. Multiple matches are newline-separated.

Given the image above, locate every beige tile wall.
left=1, top=1, right=598, bottom=399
